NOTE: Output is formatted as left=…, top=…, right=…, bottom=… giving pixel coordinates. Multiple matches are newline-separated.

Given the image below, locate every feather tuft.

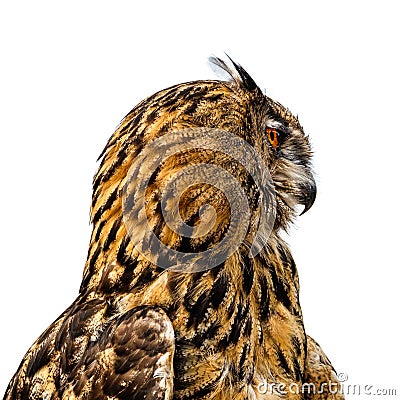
left=208, top=55, right=259, bottom=92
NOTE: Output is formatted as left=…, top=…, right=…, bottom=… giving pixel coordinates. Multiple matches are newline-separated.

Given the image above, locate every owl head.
left=88, top=56, right=316, bottom=276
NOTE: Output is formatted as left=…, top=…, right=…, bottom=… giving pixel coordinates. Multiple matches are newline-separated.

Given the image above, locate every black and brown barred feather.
left=4, top=57, right=343, bottom=400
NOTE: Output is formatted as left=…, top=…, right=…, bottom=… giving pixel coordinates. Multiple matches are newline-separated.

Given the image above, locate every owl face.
left=208, top=57, right=316, bottom=229
left=259, top=95, right=316, bottom=228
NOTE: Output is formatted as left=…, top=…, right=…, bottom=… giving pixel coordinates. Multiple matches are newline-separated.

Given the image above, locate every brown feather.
left=4, top=57, right=341, bottom=400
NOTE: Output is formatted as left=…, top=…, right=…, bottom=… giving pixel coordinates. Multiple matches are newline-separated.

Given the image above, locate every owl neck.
left=81, top=213, right=300, bottom=316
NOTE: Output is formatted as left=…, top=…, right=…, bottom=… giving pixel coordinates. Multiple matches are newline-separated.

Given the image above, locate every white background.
left=1, top=1, right=399, bottom=398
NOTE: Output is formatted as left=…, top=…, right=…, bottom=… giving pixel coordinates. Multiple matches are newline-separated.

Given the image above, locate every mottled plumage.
left=4, top=58, right=343, bottom=399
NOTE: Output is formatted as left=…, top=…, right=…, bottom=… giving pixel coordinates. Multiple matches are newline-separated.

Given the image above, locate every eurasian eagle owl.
left=3, top=57, right=343, bottom=400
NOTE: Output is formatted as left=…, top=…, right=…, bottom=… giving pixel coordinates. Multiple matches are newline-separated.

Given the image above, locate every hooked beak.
left=299, top=176, right=317, bottom=215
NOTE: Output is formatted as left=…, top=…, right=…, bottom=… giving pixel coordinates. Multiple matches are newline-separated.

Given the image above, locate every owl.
left=3, top=57, right=344, bottom=400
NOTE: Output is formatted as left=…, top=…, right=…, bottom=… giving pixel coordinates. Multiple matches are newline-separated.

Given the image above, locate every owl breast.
left=119, top=243, right=306, bottom=400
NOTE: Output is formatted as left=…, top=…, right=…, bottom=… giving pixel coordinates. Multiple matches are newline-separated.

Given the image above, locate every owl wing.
left=63, top=306, right=175, bottom=400
left=304, top=335, right=344, bottom=400
left=4, top=305, right=175, bottom=400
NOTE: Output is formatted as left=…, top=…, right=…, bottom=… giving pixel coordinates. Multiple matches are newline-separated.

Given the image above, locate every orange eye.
left=266, top=128, right=279, bottom=149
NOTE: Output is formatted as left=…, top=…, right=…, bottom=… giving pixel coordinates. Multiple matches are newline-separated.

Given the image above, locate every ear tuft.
left=208, top=55, right=259, bottom=92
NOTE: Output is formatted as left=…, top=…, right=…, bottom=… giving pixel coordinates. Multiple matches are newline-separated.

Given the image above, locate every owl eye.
left=266, top=128, right=280, bottom=149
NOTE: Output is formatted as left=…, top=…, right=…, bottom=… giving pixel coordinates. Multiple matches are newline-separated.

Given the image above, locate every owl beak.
left=299, top=177, right=317, bottom=215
